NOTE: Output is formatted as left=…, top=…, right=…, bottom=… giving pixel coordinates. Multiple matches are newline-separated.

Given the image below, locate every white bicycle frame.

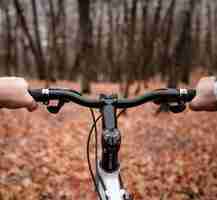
left=97, top=164, right=130, bottom=200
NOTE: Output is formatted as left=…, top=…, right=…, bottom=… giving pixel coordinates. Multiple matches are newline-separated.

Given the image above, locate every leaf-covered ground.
left=0, top=79, right=217, bottom=200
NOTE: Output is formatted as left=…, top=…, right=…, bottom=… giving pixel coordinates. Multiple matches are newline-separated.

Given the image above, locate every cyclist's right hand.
left=189, top=77, right=217, bottom=111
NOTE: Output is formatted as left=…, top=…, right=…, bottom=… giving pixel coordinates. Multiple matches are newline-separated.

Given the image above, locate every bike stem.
left=98, top=95, right=133, bottom=200
left=100, top=94, right=121, bottom=173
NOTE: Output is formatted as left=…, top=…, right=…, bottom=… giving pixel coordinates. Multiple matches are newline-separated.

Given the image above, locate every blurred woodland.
left=0, top=0, right=216, bottom=92
left=1, top=1, right=217, bottom=200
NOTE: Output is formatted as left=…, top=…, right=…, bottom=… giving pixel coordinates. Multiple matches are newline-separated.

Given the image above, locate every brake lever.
left=46, top=97, right=71, bottom=114
left=45, top=89, right=80, bottom=114
left=47, top=100, right=65, bottom=114
left=168, top=101, right=186, bottom=113
left=155, top=100, right=186, bottom=113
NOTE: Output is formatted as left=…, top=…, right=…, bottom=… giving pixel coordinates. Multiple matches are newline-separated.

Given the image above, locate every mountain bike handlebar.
left=28, top=88, right=196, bottom=109
left=28, top=87, right=196, bottom=200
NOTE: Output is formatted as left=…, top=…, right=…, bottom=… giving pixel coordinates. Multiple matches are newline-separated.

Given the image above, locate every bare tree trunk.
left=157, top=0, right=177, bottom=113
left=46, top=0, right=58, bottom=81
left=4, top=7, right=13, bottom=76
left=139, top=0, right=151, bottom=79
left=13, top=0, right=47, bottom=79
left=107, top=0, right=115, bottom=79
left=57, top=0, right=67, bottom=79
left=114, top=3, right=123, bottom=82
left=44, top=0, right=67, bottom=80
left=73, top=0, right=93, bottom=94
left=12, top=22, right=19, bottom=75
left=145, top=0, right=162, bottom=73
left=174, top=0, right=196, bottom=84
left=205, top=1, right=214, bottom=75
left=213, top=1, right=217, bottom=71
left=96, top=1, right=104, bottom=79
left=168, top=65, right=178, bottom=88
left=120, top=0, right=138, bottom=98
left=160, top=0, right=176, bottom=84
left=193, top=6, right=201, bottom=66
left=31, top=0, right=47, bottom=79
left=21, top=36, right=31, bottom=76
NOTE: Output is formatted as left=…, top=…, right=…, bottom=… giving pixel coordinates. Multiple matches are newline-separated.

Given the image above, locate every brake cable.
left=87, top=111, right=103, bottom=200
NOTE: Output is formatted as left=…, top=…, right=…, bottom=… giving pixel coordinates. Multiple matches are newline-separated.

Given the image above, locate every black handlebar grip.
left=28, top=89, right=48, bottom=102
left=186, top=89, right=196, bottom=102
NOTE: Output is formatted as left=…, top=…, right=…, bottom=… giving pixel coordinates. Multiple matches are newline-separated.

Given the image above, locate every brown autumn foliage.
left=0, top=76, right=217, bottom=200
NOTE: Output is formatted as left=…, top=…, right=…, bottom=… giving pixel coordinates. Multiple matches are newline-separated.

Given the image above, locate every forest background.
left=0, top=1, right=217, bottom=200
left=0, top=0, right=216, bottom=92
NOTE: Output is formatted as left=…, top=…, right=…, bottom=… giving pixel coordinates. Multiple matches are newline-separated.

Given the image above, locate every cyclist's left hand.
left=0, top=77, right=38, bottom=111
